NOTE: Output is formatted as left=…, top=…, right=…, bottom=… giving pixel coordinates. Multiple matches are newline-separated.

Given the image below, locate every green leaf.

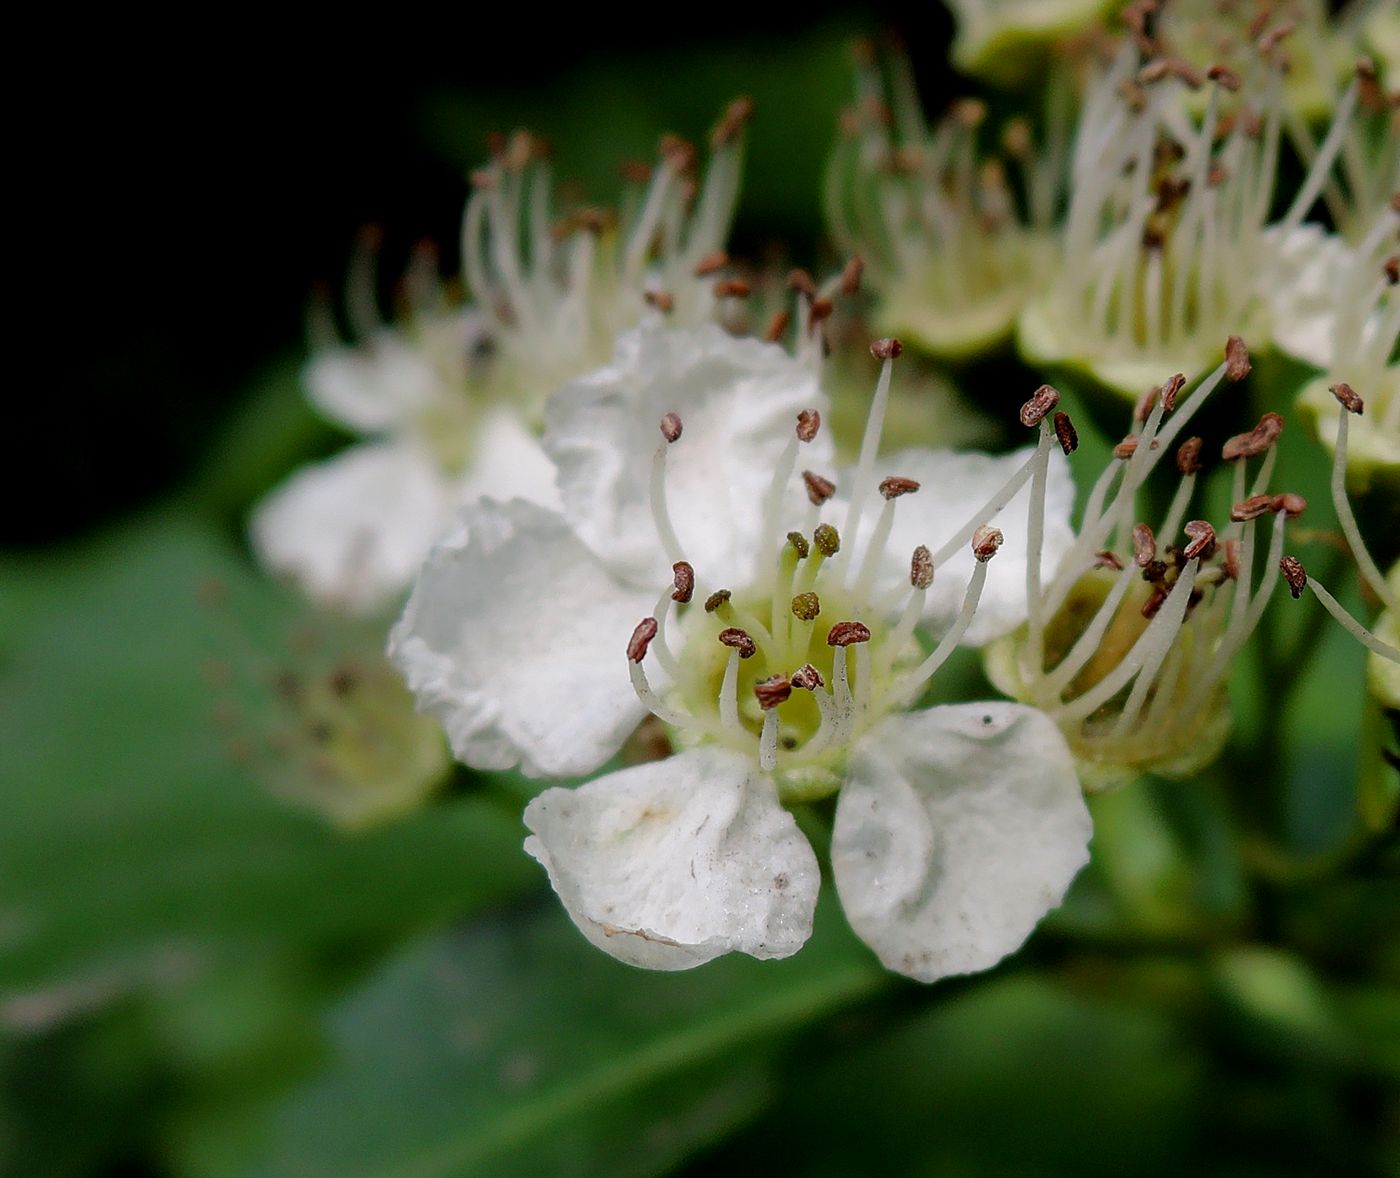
left=0, top=511, right=536, bottom=1010
left=190, top=901, right=884, bottom=1178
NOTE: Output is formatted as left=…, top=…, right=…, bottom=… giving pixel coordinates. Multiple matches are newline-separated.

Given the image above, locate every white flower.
left=942, top=0, right=1116, bottom=87
left=252, top=106, right=753, bottom=613
left=392, top=332, right=1088, bottom=979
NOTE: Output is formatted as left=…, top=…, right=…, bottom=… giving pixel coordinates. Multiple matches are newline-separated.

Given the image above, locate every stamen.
left=791, top=592, right=821, bottom=621
left=790, top=664, right=824, bottom=691
left=796, top=408, right=822, bottom=443
left=972, top=525, right=1003, bottom=562
left=754, top=674, right=793, bottom=710
left=910, top=545, right=934, bottom=590
left=895, top=555, right=991, bottom=704
left=627, top=618, right=658, bottom=663
left=1019, top=384, right=1060, bottom=428
left=649, top=416, right=689, bottom=567
left=704, top=589, right=732, bottom=612
left=826, top=621, right=872, bottom=647
left=1133, top=523, right=1157, bottom=567
left=1183, top=520, right=1217, bottom=561
left=1330, top=403, right=1400, bottom=614
left=1279, top=555, right=1306, bottom=599
left=759, top=709, right=779, bottom=770
left=671, top=561, right=695, bottom=603
left=719, top=647, right=742, bottom=731
left=718, top=627, right=757, bottom=659
left=1222, top=412, right=1284, bottom=461
left=843, top=339, right=901, bottom=557
left=1305, top=577, right=1400, bottom=662
left=659, top=412, right=683, bottom=442
left=802, top=471, right=837, bottom=504
left=1053, top=411, right=1079, bottom=455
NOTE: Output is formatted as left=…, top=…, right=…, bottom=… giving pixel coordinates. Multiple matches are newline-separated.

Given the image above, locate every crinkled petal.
left=1262, top=223, right=1352, bottom=370
left=250, top=440, right=458, bottom=614
left=305, top=311, right=490, bottom=434
left=389, top=499, right=651, bottom=777
left=832, top=703, right=1090, bottom=983
left=544, top=321, right=830, bottom=587
left=872, top=445, right=1076, bottom=645
left=524, top=747, right=819, bottom=969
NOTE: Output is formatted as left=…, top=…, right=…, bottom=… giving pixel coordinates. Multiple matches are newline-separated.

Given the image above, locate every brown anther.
left=790, top=664, right=825, bottom=691
left=693, top=250, right=729, bottom=277
left=1182, top=520, right=1217, bottom=561
left=469, top=167, right=498, bottom=191
left=764, top=309, right=791, bottom=342
left=1280, top=555, right=1307, bottom=599
left=627, top=617, right=659, bottom=663
left=802, top=471, right=837, bottom=505
left=644, top=290, right=675, bottom=313
left=1230, top=493, right=1274, bottom=522
left=1391, top=193, right=1400, bottom=215
left=1138, top=58, right=1169, bottom=84
left=1141, top=585, right=1169, bottom=619
left=1223, top=538, right=1242, bottom=580
left=813, top=523, right=841, bottom=556
left=671, top=561, right=695, bottom=604
left=786, top=531, right=810, bottom=559
left=1207, top=64, right=1241, bottom=91
left=1117, top=79, right=1148, bottom=111
left=1330, top=382, right=1364, bottom=415
left=878, top=476, right=920, bottom=499
left=1019, top=383, right=1060, bottom=427
left=1177, top=436, right=1204, bottom=475
left=795, top=409, right=821, bottom=443
left=1225, top=335, right=1251, bottom=381
left=1094, top=550, right=1126, bottom=571
left=910, top=545, right=934, bottom=590
left=1002, top=118, right=1033, bottom=158
left=704, top=589, right=732, bottom=613
left=1142, top=558, right=1169, bottom=584
left=659, top=412, right=683, bottom=443
left=1270, top=492, right=1307, bottom=517
left=786, top=268, right=817, bottom=298
left=840, top=257, right=864, bottom=296
left=718, top=627, right=757, bottom=658
left=711, top=96, right=754, bottom=148
left=971, top=525, right=1003, bottom=563
left=1160, top=372, right=1186, bottom=412
left=827, top=621, right=872, bottom=647
left=1384, top=256, right=1399, bottom=286
left=950, top=97, right=986, bottom=128
left=808, top=297, right=835, bottom=323
left=1115, top=436, right=1141, bottom=460
left=1207, top=163, right=1229, bottom=187
left=1053, top=411, right=1078, bottom=455
left=1355, top=57, right=1386, bottom=112
left=659, top=133, right=697, bottom=171
left=1132, top=522, right=1157, bottom=567
left=619, top=159, right=653, bottom=185
left=1258, top=19, right=1296, bottom=55
left=870, top=337, right=903, bottom=360
left=1222, top=412, right=1283, bottom=460
left=1134, top=385, right=1159, bottom=423
left=1149, top=57, right=1204, bottom=88
left=753, top=674, right=792, bottom=710
left=713, top=279, right=751, bottom=299
left=791, top=592, right=821, bottom=622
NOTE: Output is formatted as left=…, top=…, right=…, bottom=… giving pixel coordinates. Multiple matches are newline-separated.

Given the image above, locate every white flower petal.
left=1262, top=223, right=1352, bottom=370
left=874, top=445, right=1076, bottom=645
left=832, top=702, right=1090, bottom=983
left=544, top=322, right=830, bottom=587
left=524, top=746, right=820, bottom=969
left=457, top=407, right=563, bottom=513
left=250, top=440, right=459, bottom=614
left=389, top=499, right=651, bottom=777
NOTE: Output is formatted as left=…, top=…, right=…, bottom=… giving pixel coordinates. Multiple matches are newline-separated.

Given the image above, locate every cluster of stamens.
left=623, top=340, right=1007, bottom=800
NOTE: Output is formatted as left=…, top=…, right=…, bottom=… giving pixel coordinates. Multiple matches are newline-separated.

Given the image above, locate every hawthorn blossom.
left=942, top=0, right=1116, bottom=86
left=251, top=104, right=754, bottom=614
left=392, top=333, right=1087, bottom=980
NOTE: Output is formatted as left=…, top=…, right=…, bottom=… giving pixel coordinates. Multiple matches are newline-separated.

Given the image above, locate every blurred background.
left=7, top=5, right=1398, bottom=1176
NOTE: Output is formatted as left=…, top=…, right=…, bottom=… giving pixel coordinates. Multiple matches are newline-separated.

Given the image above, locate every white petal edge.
left=249, top=439, right=460, bottom=615
left=832, top=702, right=1090, bottom=983
left=389, top=499, right=652, bottom=777
left=873, top=445, right=1077, bottom=645
left=1261, top=223, right=1353, bottom=371
left=544, top=321, right=831, bottom=588
left=524, top=746, right=820, bottom=970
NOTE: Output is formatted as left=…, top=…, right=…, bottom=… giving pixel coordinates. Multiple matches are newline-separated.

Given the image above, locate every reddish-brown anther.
left=1182, top=520, right=1217, bottom=561
left=1134, top=385, right=1159, bottom=423
left=1225, top=335, right=1251, bottom=381
left=753, top=674, right=792, bottom=710
left=704, top=589, right=732, bottom=613
left=910, top=545, right=934, bottom=589
left=870, top=337, right=903, bottom=360
left=1094, top=550, right=1126, bottom=571
left=802, top=470, right=837, bottom=505
left=1114, top=436, right=1141, bottom=460
left=1330, top=382, right=1364, bottom=414
left=659, top=412, right=683, bottom=443
left=1384, top=255, right=1398, bottom=285
left=711, top=96, right=754, bottom=148
left=693, top=250, right=729, bottom=277
left=790, top=664, right=825, bottom=691
left=1230, top=494, right=1274, bottom=522
left=718, top=628, right=757, bottom=659
left=1053, top=411, right=1078, bottom=455
left=972, top=525, right=1003, bottom=562
left=840, top=257, right=864, bottom=296
left=1141, top=585, right=1169, bottom=619
left=1270, top=493, right=1307, bottom=517
left=713, top=279, right=751, bottom=299
left=827, top=621, right=872, bottom=647
left=1019, top=384, right=1060, bottom=427
left=1223, top=539, right=1242, bottom=580
left=786, top=268, right=817, bottom=298
left=1280, top=555, right=1307, bottom=599
left=808, top=297, right=835, bottom=323
left=1160, top=372, right=1186, bottom=412
left=1176, top=436, right=1204, bottom=475
left=764, top=309, right=791, bottom=342
left=1207, top=63, right=1241, bottom=90
left=796, top=409, right=821, bottom=442
left=628, top=618, right=659, bottom=663
left=671, top=561, right=695, bottom=604
left=878, top=476, right=920, bottom=499
left=1132, top=523, right=1157, bottom=567
left=1222, top=412, right=1283, bottom=460
left=644, top=290, right=675, bottom=313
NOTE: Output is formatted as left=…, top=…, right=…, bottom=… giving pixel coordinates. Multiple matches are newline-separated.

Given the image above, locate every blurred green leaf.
left=0, top=511, right=536, bottom=1011
left=184, top=901, right=884, bottom=1178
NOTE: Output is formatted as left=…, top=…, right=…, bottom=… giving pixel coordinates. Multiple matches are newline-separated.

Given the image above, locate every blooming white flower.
left=252, top=106, right=754, bottom=614
left=392, top=330, right=1088, bottom=979
left=943, top=0, right=1116, bottom=87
